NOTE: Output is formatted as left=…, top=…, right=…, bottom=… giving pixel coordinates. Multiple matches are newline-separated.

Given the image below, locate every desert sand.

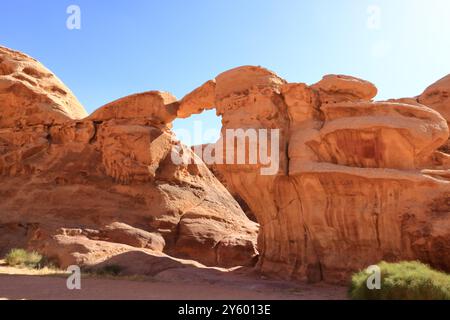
left=0, top=263, right=346, bottom=300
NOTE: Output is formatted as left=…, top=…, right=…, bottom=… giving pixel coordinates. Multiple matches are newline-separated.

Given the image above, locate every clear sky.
left=1, top=0, right=450, bottom=145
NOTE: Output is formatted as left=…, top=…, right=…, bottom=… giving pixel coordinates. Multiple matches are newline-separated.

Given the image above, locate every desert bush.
left=4, top=248, right=44, bottom=269
left=349, top=261, right=450, bottom=300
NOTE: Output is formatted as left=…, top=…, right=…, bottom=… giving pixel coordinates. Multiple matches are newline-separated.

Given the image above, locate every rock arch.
left=176, top=66, right=450, bottom=283
left=1, top=44, right=449, bottom=283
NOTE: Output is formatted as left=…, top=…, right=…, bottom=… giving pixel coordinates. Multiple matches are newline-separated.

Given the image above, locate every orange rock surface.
left=182, top=66, right=450, bottom=283
left=0, top=46, right=87, bottom=128
left=418, top=74, right=450, bottom=153
left=1, top=46, right=449, bottom=284
left=0, top=46, right=258, bottom=270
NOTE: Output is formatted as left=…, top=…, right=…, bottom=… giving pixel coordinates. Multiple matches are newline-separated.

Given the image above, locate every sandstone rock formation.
left=183, top=67, right=450, bottom=284
left=1, top=45, right=449, bottom=284
left=0, top=46, right=258, bottom=270
left=418, top=74, right=450, bottom=153
left=0, top=46, right=87, bottom=128
left=418, top=74, right=450, bottom=125
left=191, top=144, right=257, bottom=222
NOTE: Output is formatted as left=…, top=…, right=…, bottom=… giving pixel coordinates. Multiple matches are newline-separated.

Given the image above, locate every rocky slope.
left=0, top=46, right=258, bottom=270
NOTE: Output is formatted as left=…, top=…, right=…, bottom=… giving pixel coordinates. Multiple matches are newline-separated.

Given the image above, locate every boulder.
left=311, top=74, right=377, bottom=104
left=0, top=46, right=87, bottom=128
left=418, top=74, right=450, bottom=152
left=88, top=91, right=179, bottom=125
left=418, top=74, right=450, bottom=123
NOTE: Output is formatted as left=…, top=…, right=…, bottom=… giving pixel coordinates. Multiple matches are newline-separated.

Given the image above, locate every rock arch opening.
left=172, top=109, right=259, bottom=238
left=172, top=110, right=222, bottom=147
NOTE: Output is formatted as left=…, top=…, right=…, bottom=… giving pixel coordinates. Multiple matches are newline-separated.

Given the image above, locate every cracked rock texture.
left=0, top=46, right=258, bottom=270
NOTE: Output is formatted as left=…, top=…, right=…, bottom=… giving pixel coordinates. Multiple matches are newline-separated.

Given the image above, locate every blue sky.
left=1, top=0, right=450, bottom=144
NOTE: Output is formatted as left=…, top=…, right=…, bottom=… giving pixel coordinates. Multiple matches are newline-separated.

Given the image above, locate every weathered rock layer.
left=0, top=46, right=258, bottom=270
left=1, top=46, right=449, bottom=283
left=183, top=67, right=450, bottom=283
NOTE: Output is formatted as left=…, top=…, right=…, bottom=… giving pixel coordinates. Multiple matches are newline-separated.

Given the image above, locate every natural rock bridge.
left=0, top=45, right=449, bottom=283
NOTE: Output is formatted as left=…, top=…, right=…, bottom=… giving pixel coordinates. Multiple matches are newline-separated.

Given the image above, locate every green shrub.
left=349, top=261, right=450, bottom=300
left=5, top=248, right=44, bottom=269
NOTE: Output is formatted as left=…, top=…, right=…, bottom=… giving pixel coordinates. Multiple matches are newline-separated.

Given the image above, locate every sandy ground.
left=0, top=262, right=348, bottom=300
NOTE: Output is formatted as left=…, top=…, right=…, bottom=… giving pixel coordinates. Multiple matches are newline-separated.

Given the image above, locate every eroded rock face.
left=0, top=46, right=258, bottom=269
left=0, top=46, right=87, bottom=128
left=178, top=80, right=216, bottom=119
left=418, top=74, right=450, bottom=153
left=88, top=91, right=179, bottom=125
left=183, top=66, right=450, bottom=284
left=418, top=74, right=450, bottom=124
left=1, top=46, right=449, bottom=284
left=311, top=74, right=378, bottom=104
